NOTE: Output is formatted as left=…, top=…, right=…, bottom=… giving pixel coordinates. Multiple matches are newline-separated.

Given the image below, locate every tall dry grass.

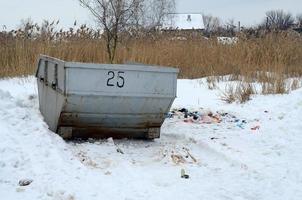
left=1, top=23, right=302, bottom=99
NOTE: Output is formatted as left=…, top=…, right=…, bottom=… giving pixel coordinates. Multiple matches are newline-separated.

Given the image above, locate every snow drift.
left=0, top=77, right=302, bottom=200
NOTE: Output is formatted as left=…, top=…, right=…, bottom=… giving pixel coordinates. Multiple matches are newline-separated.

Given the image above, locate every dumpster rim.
left=64, top=62, right=179, bottom=73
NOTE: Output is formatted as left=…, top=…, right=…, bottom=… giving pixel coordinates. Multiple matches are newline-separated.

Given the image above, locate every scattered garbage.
left=235, top=119, right=247, bottom=129
left=170, top=147, right=197, bottom=165
left=18, top=179, right=33, bottom=186
left=171, top=154, right=186, bottom=164
left=168, top=108, right=245, bottom=126
left=16, top=187, right=25, bottom=192
left=180, top=169, right=190, bottom=179
left=167, top=108, right=265, bottom=133
left=108, top=138, right=124, bottom=154
left=168, top=108, right=224, bottom=124
left=116, top=147, right=124, bottom=154
left=105, top=171, right=112, bottom=175
left=183, top=147, right=197, bottom=163
left=251, top=125, right=260, bottom=131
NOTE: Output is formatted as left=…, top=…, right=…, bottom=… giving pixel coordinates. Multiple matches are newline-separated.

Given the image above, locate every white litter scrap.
left=217, top=37, right=239, bottom=45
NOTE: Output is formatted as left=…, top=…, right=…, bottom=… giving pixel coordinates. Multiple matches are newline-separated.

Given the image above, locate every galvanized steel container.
left=35, top=55, right=179, bottom=139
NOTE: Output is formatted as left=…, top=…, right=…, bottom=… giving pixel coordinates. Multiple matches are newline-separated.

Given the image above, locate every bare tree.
left=79, top=0, right=175, bottom=63
left=223, top=19, right=237, bottom=36
left=265, top=10, right=294, bottom=30
left=226, top=19, right=235, bottom=29
left=296, top=14, right=302, bottom=27
left=79, top=0, right=142, bottom=63
left=142, top=0, right=176, bottom=29
left=202, top=14, right=221, bottom=34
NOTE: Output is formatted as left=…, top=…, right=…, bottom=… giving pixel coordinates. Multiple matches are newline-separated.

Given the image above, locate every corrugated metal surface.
left=35, top=55, right=179, bottom=139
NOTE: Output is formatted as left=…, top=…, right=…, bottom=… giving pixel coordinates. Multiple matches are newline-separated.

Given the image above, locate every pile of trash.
left=167, top=108, right=258, bottom=129
left=167, top=108, right=232, bottom=123
left=167, top=108, right=261, bottom=131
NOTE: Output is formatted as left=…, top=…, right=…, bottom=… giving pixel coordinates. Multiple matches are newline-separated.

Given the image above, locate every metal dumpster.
left=35, top=55, right=179, bottom=139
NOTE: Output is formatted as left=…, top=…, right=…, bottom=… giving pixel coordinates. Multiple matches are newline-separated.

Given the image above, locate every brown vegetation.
left=220, top=83, right=256, bottom=104
left=0, top=23, right=302, bottom=100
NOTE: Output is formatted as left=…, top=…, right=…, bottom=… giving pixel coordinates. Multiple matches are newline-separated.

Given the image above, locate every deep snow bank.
left=0, top=77, right=302, bottom=200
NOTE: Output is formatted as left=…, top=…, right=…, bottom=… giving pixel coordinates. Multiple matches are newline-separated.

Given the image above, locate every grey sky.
left=177, top=0, right=302, bottom=26
left=0, top=0, right=301, bottom=30
left=0, top=0, right=90, bottom=30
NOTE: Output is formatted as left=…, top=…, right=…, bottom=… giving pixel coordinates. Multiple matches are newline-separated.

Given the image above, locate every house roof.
left=163, top=13, right=205, bottom=30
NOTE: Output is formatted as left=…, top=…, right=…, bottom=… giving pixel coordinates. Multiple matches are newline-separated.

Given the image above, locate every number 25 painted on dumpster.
left=107, top=71, right=125, bottom=88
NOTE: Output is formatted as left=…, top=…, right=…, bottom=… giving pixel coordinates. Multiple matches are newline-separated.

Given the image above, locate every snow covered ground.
left=0, top=76, right=302, bottom=200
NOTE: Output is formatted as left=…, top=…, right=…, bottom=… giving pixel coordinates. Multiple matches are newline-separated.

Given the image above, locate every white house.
left=163, top=13, right=205, bottom=30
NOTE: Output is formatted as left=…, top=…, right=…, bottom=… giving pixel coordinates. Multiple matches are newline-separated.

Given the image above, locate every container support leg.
left=146, top=128, right=160, bottom=139
left=58, top=127, right=73, bottom=139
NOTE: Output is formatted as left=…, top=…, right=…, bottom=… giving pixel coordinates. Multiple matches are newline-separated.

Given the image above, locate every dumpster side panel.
left=35, top=55, right=66, bottom=93
left=61, top=66, right=177, bottom=132
left=59, top=112, right=163, bottom=128
left=65, top=67, right=177, bottom=98
left=36, top=55, right=67, bottom=132
left=64, top=95, right=172, bottom=114
left=37, top=80, right=66, bottom=131
left=57, top=61, right=65, bottom=93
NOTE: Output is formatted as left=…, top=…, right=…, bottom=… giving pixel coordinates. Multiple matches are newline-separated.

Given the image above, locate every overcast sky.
left=0, top=0, right=301, bottom=30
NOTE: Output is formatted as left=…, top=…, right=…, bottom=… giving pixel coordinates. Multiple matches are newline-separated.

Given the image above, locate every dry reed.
left=1, top=23, right=302, bottom=99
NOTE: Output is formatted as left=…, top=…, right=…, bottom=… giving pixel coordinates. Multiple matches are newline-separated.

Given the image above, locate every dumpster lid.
left=37, top=55, right=179, bottom=73
left=65, top=61, right=179, bottom=73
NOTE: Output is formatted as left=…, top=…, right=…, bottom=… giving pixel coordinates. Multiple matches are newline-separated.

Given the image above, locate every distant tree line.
left=201, top=9, right=302, bottom=37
